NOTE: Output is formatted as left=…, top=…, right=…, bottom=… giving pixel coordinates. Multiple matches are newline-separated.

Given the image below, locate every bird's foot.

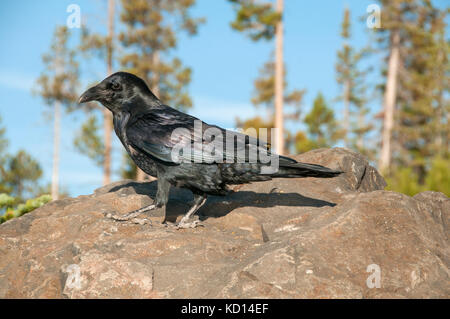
left=162, top=217, right=203, bottom=229
left=175, top=215, right=204, bottom=229
left=105, top=204, right=156, bottom=225
left=105, top=212, right=152, bottom=225
left=176, top=219, right=203, bottom=229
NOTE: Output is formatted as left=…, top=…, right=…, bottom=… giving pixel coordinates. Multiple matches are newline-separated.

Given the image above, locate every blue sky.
left=0, top=0, right=422, bottom=197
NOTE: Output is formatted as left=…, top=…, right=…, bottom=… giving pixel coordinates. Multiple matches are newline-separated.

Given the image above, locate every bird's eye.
left=111, top=82, right=121, bottom=91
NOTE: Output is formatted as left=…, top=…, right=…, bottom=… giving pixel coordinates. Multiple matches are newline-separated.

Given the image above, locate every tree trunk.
left=102, top=0, right=115, bottom=186
left=274, top=0, right=284, bottom=155
left=379, top=30, right=400, bottom=172
left=357, top=110, right=364, bottom=150
left=136, top=51, right=160, bottom=182
left=343, top=79, right=350, bottom=147
left=152, top=51, right=160, bottom=98
left=51, top=101, right=61, bottom=200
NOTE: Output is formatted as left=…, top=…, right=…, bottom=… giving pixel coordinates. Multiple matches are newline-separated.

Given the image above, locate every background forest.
left=0, top=0, right=448, bottom=222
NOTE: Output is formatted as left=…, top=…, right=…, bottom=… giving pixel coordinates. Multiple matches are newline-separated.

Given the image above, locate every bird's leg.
left=107, top=178, right=171, bottom=225
left=176, top=194, right=207, bottom=229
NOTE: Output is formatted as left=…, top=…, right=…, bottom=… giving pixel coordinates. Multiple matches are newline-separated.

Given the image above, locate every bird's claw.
left=162, top=218, right=203, bottom=229
left=176, top=219, right=204, bottom=229
left=105, top=212, right=152, bottom=225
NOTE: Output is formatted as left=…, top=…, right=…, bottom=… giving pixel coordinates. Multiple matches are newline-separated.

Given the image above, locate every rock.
left=0, top=148, right=448, bottom=298
left=295, top=147, right=387, bottom=192
left=413, top=191, right=449, bottom=240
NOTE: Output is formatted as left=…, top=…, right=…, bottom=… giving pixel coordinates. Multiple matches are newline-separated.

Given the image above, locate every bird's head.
left=78, top=72, right=159, bottom=113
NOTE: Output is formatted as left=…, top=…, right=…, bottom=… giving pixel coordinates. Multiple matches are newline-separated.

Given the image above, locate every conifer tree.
left=375, top=0, right=449, bottom=194
left=0, top=116, right=44, bottom=201
left=74, top=115, right=104, bottom=167
left=394, top=1, right=449, bottom=183
left=119, top=0, right=204, bottom=180
left=0, top=116, right=7, bottom=164
left=335, top=7, right=372, bottom=157
left=35, top=26, right=79, bottom=200
left=1, top=151, right=43, bottom=202
left=229, top=0, right=286, bottom=154
left=237, top=59, right=304, bottom=151
left=76, top=0, right=116, bottom=186
left=302, top=92, right=341, bottom=150
left=0, top=115, right=9, bottom=194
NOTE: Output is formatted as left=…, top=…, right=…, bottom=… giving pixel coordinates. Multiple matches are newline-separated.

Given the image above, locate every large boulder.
left=0, top=148, right=448, bottom=298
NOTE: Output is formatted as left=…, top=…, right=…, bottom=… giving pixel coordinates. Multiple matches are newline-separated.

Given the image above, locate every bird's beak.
left=78, top=85, right=100, bottom=104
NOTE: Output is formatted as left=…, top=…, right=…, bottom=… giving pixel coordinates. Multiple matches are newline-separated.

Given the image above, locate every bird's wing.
left=126, top=106, right=270, bottom=165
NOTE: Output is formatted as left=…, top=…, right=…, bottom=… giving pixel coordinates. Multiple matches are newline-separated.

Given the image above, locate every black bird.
left=79, top=72, right=342, bottom=228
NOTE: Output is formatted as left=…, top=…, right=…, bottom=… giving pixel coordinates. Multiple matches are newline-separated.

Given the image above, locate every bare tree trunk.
left=379, top=30, right=400, bottom=172
left=435, top=35, right=445, bottom=157
left=343, top=79, right=350, bottom=148
left=356, top=110, right=364, bottom=150
left=152, top=51, right=160, bottom=98
left=103, top=0, right=115, bottom=186
left=136, top=51, right=160, bottom=182
left=51, top=101, right=61, bottom=200
left=274, top=0, right=284, bottom=155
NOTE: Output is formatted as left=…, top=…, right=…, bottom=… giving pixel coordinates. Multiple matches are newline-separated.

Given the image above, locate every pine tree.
left=375, top=0, right=449, bottom=194
left=1, top=151, right=43, bottom=202
left=77, top=0, right=116, bottom=186
left=120, top=154, right=137, bottom=180
left=301, top=93, right=341, bottom=151
left=0, top=115, right=9, bottom=194
left=74, top=115, right=105, bottom=167
left=35, top=26, right=79, bottom=200
left=335, top=7, right=373, bottom=157
left=395, top=1, right=449, bottom=183
left=377, top=0, right=404, bottom=173
left=229, top=0, right=286, bottom=154
left=0, top=120, right=44, bottom=202
left=237, top=59, right=304, bottom=151
left=119, top=0, right=204, bottom=180
left=0, top=115, right=7, bottom=161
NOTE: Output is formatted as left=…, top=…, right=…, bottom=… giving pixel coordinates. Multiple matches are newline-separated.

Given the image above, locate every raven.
left=79, top=72, right=342, bottom=228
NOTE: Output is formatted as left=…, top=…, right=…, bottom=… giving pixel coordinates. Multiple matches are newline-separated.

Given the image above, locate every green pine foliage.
left=119, top=0, right=204, bottom=111
left=120, top=153, right=138, bottom=180
left=1, top=150, right=43, bottom=202
left=228, top=0, right=281, bottom=41
left=118, top=0, right=204, bottom=177
left=335, top=7, right=373, bottom=157
left=35, top=26, right=80, bottom=111
left=424, top=156, right=450, bottom=196
left=385, top=167, right=422, bottom=196
left=0, top=115, right=9, bottom=194
left=74, top=115, right=105, bottom=167
left=229, top=1, right=305, bottom=153
left=375, top=0, right=449, bottom=195
left=0, top=121, right=45, bottom=202
left=300, top=92, right=342, bottom=152
left=0, top=194, right=52, bottom=224
left=0, top=114, right=51, bottom=223
left=76, top=6, right=116, bottom=174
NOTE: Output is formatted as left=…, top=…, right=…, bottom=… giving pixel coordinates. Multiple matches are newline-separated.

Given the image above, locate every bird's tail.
left=272, top=156, right=343, bottom=178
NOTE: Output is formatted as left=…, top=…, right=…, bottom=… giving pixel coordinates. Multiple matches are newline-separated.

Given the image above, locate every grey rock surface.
left=0, top=148, right=448, bottom=298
